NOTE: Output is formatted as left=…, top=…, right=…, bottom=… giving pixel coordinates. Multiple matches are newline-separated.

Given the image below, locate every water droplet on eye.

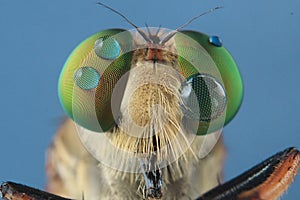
left=94, top=37, right=121, bottom=60
left=181, top=74, right=226, bottom=122
left=73, top=67, right=100, bottom=90
left=209, top=36, right=222, bottom=47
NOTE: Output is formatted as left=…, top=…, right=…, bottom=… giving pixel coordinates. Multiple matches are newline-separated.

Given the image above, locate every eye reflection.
left=94, top=36, right=121, bottom=60
left=181, top=74, right=226, bottom=122
left=209, top=35, right=223, bottom=47
left=73, top=66, right=100, bottom=90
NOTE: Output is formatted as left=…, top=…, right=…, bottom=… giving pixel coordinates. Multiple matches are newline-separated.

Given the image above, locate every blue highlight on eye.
left=73, top=67, right=100, bottom=90
left=209, top=36, right=223, bottom=47
left=94, top=37, right=121, bottom=60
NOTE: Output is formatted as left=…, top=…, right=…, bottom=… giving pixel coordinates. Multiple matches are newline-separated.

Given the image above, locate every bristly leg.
left=197, top=147, right=300, bottom=200
left=0, top=182, right=73, bottom=200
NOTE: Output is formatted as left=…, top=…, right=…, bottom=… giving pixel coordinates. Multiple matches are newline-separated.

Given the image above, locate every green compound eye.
left=73, top=67, right=100, bottom=90
left=58, top=29, right=132, bottom=132
left=94, top=36, right=121, bottom=60
left=176, top=30, right=243, bottom=135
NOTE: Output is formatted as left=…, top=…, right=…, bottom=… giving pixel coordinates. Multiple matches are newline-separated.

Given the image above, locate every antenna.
left=160, top=6, right=223, bottom=45
left=176, top=6, right=223, bottom=32
left=97, top=2, right=223, bottom=45
left=96, top=2, right=151, bottom=43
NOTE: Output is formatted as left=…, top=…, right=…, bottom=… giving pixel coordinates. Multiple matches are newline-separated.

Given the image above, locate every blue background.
left=0, top=0, right=299, bottom=199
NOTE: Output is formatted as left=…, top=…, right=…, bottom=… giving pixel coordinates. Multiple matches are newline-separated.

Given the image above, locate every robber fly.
left=1, top=2, right=299, bottom=200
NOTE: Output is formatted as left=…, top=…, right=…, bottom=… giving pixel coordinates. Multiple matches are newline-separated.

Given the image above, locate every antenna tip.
left=96, top=2, right=106, bottom=7
left=215, top=6, right=224, bottom=10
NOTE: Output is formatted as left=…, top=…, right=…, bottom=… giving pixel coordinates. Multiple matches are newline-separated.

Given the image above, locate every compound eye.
left=181, top=73, right=226, bottom=122
left=94, top=36, right=121, bottom=60
left=58, top=29, right=132, bottom=133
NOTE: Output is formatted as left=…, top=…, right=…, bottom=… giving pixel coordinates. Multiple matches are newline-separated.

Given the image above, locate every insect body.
left=43, top=2, right=300, bottom=199
left=0, top=3, right=298, bottom=200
